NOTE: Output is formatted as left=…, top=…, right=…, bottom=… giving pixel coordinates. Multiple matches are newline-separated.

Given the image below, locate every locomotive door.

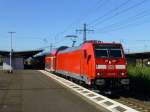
left=81, top=50, right=87, bottom=79
left=83, top=50, right=91, bottom=77
left=80, top=51, right=84, bottom=77
left=87, top=54, right=92, bottom=78
left=83, top=50, right=92, bottom=83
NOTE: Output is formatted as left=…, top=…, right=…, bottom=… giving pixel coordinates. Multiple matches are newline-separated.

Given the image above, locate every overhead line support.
left=76, top=23, right=94, bottom=42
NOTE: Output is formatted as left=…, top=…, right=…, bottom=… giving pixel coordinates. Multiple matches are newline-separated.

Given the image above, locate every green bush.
left=127, top=65, right=150, bottom=92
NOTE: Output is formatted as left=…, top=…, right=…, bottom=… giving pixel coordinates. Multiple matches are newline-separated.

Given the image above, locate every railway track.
left=79, top=80, right=150, bottom=112
left=75, top=82, right=150, bottom=112
left=115, top=97, right=150, bottom=112
left=77, top=81, right=150, bottom=112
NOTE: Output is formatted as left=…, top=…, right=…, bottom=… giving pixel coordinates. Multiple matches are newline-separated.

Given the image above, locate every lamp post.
left=8, top=32, right=16, bottom=73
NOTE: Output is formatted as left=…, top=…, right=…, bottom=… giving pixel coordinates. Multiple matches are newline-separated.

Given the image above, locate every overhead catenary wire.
left=100, top=19, right=150, bottom=34
left=89, top=0, right=148, bottom=27
left=38, top=0, right=150, bottom=51
left=88, top=0, right=131, bottom=26
left=53, top=0, right=107, bottom=45
left=95, top=8, right=150, bottom=32
left=95, top=17, right=150, bottom=34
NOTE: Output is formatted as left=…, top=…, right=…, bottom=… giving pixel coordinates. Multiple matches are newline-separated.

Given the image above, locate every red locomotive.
left=45, top=40, right=129, bottom=91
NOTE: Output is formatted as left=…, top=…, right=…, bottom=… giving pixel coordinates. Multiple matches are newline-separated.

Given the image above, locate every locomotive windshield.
left=109, top=49, right=122, bottom=58
left=95, top=50, right=108, bottom=58
left=94, top=44, right=123, bottom=58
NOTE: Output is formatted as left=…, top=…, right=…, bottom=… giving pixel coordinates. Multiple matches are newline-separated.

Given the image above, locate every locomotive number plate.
left=107, top=73, right=115, bottom=75
left=108, top=65, right=114, bottom=69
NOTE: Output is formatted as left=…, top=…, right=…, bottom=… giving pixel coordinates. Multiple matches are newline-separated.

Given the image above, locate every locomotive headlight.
left=97, top=72, right=102, bottom=76
left=121, top=72, right=125, bottom=76
left=116, top=65, right=126, bottom=69
left=97, top=73, right=100, bottom=76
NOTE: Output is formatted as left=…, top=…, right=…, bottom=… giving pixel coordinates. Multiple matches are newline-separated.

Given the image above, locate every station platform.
left=0, top=70, right=101, bottom=112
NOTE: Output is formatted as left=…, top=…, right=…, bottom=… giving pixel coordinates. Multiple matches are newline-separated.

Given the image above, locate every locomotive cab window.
left=95, top=49, right=108, bottom=58
left=109, top=49, right=122, bottom=58
left=94, top=44, right=123, bottom=58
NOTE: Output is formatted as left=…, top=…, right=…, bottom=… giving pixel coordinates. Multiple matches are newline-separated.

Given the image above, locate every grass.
left=127, top=65, right=150, bottom=92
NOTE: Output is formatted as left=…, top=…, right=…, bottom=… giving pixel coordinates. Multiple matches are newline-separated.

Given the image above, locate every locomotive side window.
left=84, top=50, right=87, bottom=58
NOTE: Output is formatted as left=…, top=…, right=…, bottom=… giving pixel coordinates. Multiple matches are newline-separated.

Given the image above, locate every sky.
left=0, top=0, right=150, bottom=53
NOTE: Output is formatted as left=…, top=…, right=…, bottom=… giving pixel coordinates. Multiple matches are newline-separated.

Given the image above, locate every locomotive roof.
left=49, top=46, right=69, bottom=55
left=58, top=45, right=82, bottom=54
left=58, top=41, right=121, bottom=54
left=83, top=40, right=121, bottom=44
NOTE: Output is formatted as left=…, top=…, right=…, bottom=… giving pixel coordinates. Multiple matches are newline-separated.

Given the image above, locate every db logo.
left=108, top=65, right=114, bottom=69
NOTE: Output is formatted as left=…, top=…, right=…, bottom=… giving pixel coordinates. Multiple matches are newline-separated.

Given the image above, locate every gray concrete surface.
left=0, top=70, right=101, bottom=112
